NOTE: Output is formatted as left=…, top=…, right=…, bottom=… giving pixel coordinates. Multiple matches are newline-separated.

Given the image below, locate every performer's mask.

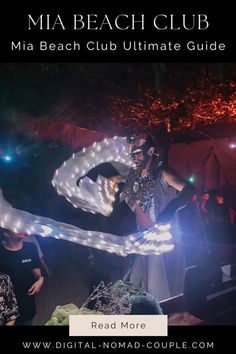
left=128, top=133, right=152, bottom=166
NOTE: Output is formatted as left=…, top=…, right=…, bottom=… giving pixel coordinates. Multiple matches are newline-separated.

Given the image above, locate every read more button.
left=69, top=315, right=168, bottom=336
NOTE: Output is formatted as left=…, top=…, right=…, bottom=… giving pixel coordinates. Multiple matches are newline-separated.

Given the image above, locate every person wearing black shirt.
left=0, top=230, right=44, bottom=325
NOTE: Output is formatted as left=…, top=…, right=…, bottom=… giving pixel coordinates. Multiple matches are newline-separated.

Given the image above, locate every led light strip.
left=0, top=188, right=174, bottom=256
left=0, top=137, right=174, bottom=256
left=52, top=136, right=134, bottom=216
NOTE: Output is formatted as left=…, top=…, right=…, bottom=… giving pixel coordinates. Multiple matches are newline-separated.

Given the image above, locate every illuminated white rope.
left=52, top=136, right=135, bottom=216
left=124, top=224, right=174, bottom=256
left=0, top=188, right=174, bottom=256
left=0, top=188, right=126, bottom=256
left=0, top=136, right=174, bottom=256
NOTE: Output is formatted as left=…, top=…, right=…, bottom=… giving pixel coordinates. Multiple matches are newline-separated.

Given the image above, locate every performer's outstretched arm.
left=157, top=168, right=195, bottom=225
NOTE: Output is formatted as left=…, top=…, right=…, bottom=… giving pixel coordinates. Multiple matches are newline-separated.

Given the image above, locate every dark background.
left=0, top=2, right=235, bottom=350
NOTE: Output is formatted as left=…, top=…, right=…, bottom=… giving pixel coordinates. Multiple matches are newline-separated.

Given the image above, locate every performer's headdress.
left=127, top=132, right=161, bottom=163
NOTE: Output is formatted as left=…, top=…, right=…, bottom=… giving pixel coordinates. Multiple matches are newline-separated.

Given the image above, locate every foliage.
left=110, top=78, right=236, bottom=134
left=45, top=303, right=103, bottom=326
left=1, top=63, right=235, bottom=134
left=45, top=280, right=147, bottom=325
left=82, top=280, right=145, bottom=315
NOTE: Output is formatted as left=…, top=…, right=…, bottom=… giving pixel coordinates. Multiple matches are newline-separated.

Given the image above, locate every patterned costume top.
left=0, top=273, right=19, bottom=325
left=120, top=168, right=155, bottom=214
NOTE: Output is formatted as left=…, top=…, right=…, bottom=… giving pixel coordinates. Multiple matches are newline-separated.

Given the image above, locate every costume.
left=121, top=161, right=188, bottom=301
left=0, top=242, right=40, bottom=323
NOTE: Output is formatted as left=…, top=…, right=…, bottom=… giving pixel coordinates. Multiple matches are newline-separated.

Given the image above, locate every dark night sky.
left=0, top=62, right=235, bottom=124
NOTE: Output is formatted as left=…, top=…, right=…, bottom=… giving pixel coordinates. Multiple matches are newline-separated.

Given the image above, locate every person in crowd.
left=199, top=189, right=236, bottom=245
left=24, top=235, right=51, bottom=277
left=0, top=230, right=44, bottom=325
left=205, top=190, right=234, bottom=225
left=1, top=233, right=51, bottom=278
left=0, top=272, right=19, bottom=325
left=199, top=190, right=211, bottom=224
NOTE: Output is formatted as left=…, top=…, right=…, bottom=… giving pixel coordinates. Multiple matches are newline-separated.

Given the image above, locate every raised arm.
left=157, top=168, right=195, bottom=225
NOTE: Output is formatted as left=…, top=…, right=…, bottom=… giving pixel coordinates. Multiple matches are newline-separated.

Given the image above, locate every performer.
left=0, top=135, right=188, bottom=261
left=118, top=133, right=194, bottom=301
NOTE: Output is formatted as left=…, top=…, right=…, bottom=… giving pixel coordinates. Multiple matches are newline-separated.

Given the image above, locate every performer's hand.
left=110, top=175, right=125, bottom=184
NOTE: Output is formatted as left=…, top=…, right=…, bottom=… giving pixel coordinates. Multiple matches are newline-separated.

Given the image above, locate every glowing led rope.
left=0, top=187, right=174, bottom=256
left=124, top=224, right=174, bottom=256
left=0, top=137, right=174, bottom=256
left=52, top=137, right=134, bottom=216
left=0, top=188, right=126, bottom=255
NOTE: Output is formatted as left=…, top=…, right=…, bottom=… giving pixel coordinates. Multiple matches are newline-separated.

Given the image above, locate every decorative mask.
left=128, top=133, right=149, bottom=165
